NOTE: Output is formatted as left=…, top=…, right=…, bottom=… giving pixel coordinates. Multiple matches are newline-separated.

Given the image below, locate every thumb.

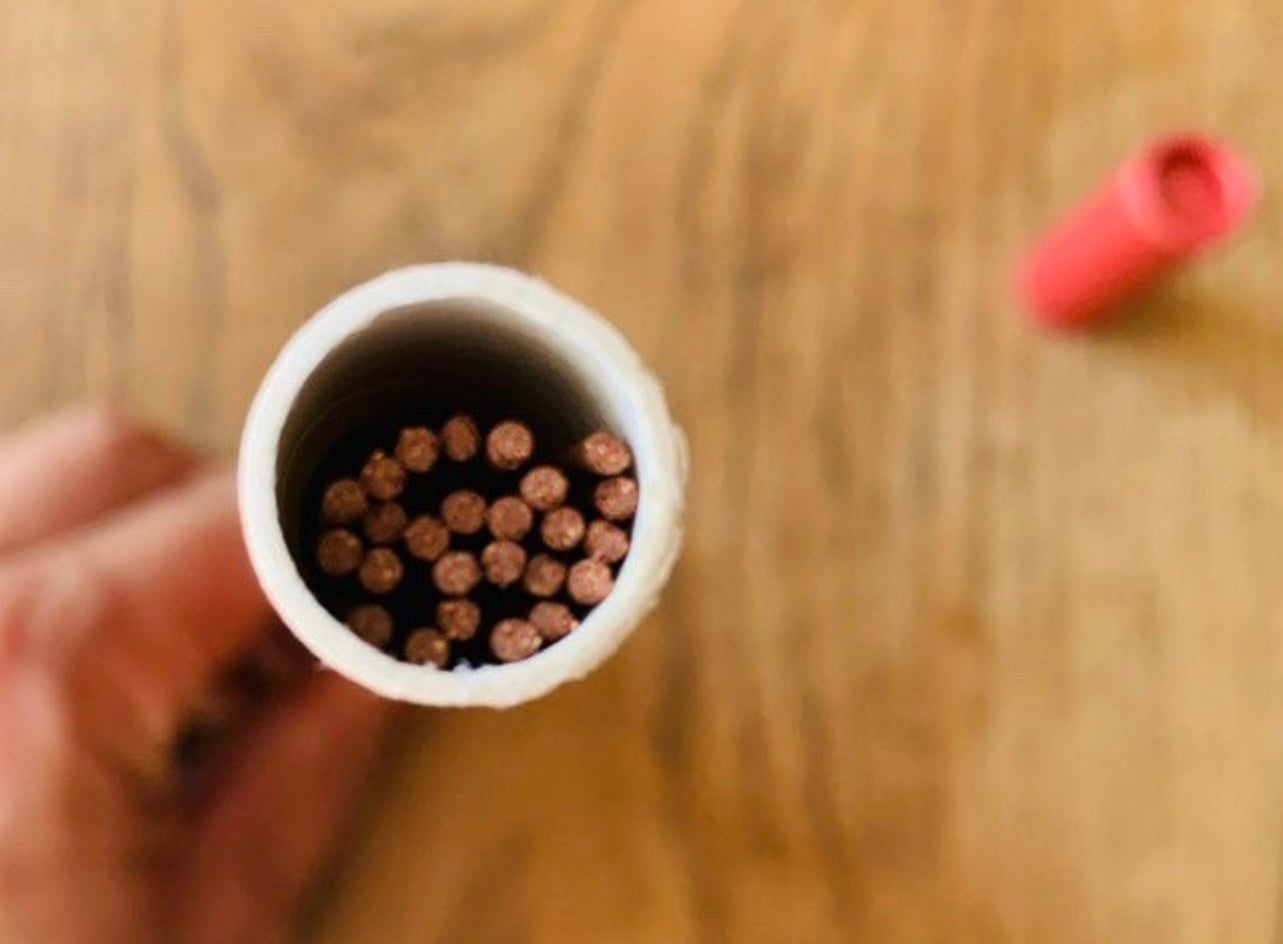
left=177, top=672, right=396, bottom=943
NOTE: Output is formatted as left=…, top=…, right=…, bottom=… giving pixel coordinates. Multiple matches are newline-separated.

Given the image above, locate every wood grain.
left=3, top=1, right=1283, bottom=940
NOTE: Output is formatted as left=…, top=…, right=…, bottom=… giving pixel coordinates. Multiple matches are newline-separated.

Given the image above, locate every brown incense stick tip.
left=567, top=559, right=614, bottom=605
left=317, top=529, right=363, bottom=576
left=347, top=605, right=393, bottom=649
left=519, top=465, right=569, bottom=511
left=404, top=515, right=450, bottom=562
left=363, top=502, right=408, bottom=545
left=490, top=619, right=542, bottom=663
left=359, top=547, right=404, bottom=595
left=541, top=506, right=586, bottom=551
left=486, top=495, right=534, bottom=541
left=522, top=554, right=567, bottom=598
left=433, top=551, right=482, bottom=596
left=584, top=519, right=630, bottom=564
left=441, top=415, right=480, bottom=462
left=575, top=432, right=633, bottom=476
left=436, top=598, right=481, bottom=641
left=395, top=426, right=440, bottom=473
left=594, top=476, right=639, bottom=521
left=321, top=478, right=368, bottom=525
left=404, top=628, right=450, bottom=667
left=360, top=450, right=406, bottom=502
left=529, top=601, right=579, bottom=642
left=486, top=420, right=534, bottom=470
left=441, top=490, right=487, bottom=535
left=482, top=540, right=528, bottom=588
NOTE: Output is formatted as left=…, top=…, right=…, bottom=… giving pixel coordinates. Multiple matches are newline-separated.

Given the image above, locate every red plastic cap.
left=1017, top=134, right=1261, bottom=330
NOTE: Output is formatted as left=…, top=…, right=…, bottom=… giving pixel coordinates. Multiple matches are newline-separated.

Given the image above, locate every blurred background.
left=2, top=1, right=1282, bottom=940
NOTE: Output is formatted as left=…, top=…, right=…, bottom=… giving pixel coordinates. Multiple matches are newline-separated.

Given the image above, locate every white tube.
left=238, top=264, right=687, bottom=708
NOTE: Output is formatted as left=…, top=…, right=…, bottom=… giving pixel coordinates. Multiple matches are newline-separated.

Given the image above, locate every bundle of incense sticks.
left=312, top=420, right=637, bottom=668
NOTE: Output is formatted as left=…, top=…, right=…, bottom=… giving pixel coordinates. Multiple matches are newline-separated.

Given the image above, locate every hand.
left=0, top=409, right=394, bottom=944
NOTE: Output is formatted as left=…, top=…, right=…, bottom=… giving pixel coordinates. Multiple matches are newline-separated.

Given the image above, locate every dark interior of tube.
left=274, top=300, right=610, bottom=665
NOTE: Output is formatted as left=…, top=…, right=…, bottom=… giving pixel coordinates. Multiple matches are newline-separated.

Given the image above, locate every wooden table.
left=3, top=1, right=1282, bottom=940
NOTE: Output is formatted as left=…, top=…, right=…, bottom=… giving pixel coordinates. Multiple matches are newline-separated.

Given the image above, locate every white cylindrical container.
left=238, top=264, right=687, bottom=708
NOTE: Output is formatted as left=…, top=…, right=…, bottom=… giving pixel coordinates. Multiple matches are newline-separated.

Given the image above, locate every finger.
left=0, top=472, right=274, bottom=767
left=71, top=471, right=272, bottom=704
left=0, top=407, right=203, bottom=555
left=172, top=626, right=318, bottom=795
left=178, top=673, right=395, bottom=941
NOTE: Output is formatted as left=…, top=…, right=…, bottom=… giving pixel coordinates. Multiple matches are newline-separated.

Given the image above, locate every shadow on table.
left=1084, top=284, right=1283, bottom=430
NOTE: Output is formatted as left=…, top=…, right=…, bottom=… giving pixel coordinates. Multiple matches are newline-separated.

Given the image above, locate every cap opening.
left=1134, top=135, right=1260, bottom=250
left=1157, top=144, right=1226, bottom=227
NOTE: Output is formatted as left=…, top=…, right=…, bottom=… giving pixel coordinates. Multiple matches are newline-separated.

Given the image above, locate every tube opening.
left=276, top=298, right=623, bottom=668
left=239, top=264, right=685, bottom=707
